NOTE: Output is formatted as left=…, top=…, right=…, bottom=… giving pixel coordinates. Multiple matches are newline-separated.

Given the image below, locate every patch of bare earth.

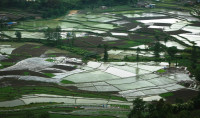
left=165, top=89, right=199, bottom=104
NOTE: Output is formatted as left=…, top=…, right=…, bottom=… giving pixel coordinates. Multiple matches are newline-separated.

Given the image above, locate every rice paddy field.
left=0, top=2, right=200, bottom=118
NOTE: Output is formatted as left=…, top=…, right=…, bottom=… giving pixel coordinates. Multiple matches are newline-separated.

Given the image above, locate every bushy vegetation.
left=129, top=93, right=200, bottom=118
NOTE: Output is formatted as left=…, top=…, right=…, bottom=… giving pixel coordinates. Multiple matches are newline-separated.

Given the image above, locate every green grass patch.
left=0, top=86, right=126, bottom=102
left=157, top=69, right=166, bottom=73
left=23, top=72, right=30, bottom=76
left=31, top=46, right=40, bottom=49
left=45, top=59, right=55, bottom=62
left=0, top=62, right=14, bottom=69
left=133, top=20, right=139, bottom=23
left=48, top=55, right=57, bottom=57
left=43, top=73, right=55, bottom=78
left=61, top=80, right=75, bottom=84
left=50, top=114, right=115, bottom=118
left=160, top=92, right=174, bottom=98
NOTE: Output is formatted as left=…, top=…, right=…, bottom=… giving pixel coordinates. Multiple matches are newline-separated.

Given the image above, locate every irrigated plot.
left=93, top=24, right=116, bottom=29
left=164, top=84, right=185, bottom=91
left=113, top=65, right=151, bottom=75
left=133, top=64, right=164, bottom=72
left=105, top=67, right=136, bottom=78
left=79, top=86, right=97, bottom=91
left=148, top=77, right=176, bottom=86
left=121, top=91, right=145, bottom=97
left=137, top=18, right=181, bottom=25
left=159, top=41, right=186, bottom=50
left=142, top=89, right=168, bottom=95
left=95, top=85, right=119, bottom=92
left=106, top=76, right=139, bottom=85
left=63, top=71, right=119, bottom=83
left=87, top=61, right=102, bottom=68
left=114, top=81, right=156, bottom=91
left=139, top=74, right=159, bottom=80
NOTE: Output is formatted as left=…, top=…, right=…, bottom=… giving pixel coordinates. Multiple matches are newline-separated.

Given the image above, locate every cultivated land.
left=0, top=1, right=200, bottom=117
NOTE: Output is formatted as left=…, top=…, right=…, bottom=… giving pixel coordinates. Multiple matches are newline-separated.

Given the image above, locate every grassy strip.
left=160, top=92, right=174, bottom=98
left=50, top=114, right=116, bottom=118
left=0, top=103, right=60, bottom=110
left=0, top=86, right=127, bottom=102
left=61, top=80, right=75, bottom=84
left=157, top=69, right=166, bottom=73
left=0, top=106, right=83, bottom=118
left=45, top=59, right=55, bottom=62
left=0, top=62, right=15, bottom=69
left=43, top=73, right=55, bottom=78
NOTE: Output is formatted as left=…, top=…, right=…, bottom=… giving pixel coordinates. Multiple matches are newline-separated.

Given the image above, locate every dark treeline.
left=129, top=92, right=200, bottom=118
left=0, top=0, right=138, bottom=18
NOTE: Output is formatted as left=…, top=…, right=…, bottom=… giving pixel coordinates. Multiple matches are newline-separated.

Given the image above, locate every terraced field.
left=0, top=4, right=200, bottom=118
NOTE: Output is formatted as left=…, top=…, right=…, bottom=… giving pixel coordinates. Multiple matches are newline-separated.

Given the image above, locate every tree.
left=155, top=35, right=160, bottom=42
left=71, top=32, right=76, bottom=47
left=136, top=47, right=140, bottom=66
left=167, top=46, right=178, bottom=67
left=55, top=26, right=61, bottom=45
left=128, top=98, right=146, bottom=118
left=154, top=42, right=161, bottom=62
left=24, top=111, right=35, bottom=118
left=39, top=112, right=50, bottom=118
left=15, top=31, right=21, bottom=41
left=164, top=36, right=169, bottom=47
left=191, top=42, right=197, bottom=69
left=194, top=66, right=200, bottom=82
left=103, top=45, right=108, bottom=62
left=44, top=27, right=53, bottom=41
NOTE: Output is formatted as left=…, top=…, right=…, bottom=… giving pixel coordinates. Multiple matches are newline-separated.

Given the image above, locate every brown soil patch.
left=40, top=70, right=63, bottom=73
left=51, top=65, right=76, bottom=71
left=167, top=30, right=191, bottom=35
left=132, top=16, right=172, bottom=20
left=0, top=77, right=54, bottom=87
left=154, top=23, right=171, bottom=26
left=165, top=89, right=199, bottom=104
left=66, top=61, right=83, bottom=65
left=0, top=70, right=49, bottom=78
left=2, top=44, right=50, bottom=64
left=65, top=86, right=119, bottom=94
left=12, top=44, right=50, bottom=57
left=75, top=36, right=105, bottom=47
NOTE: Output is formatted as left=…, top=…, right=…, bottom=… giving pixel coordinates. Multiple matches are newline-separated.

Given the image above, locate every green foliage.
left=194, top=66, right=200, bottom=82
left=15, top=31, right=22, bottom=41
left=0, top=62, right=14, bottom=69
left=39, top=112, right=50, bottom=118
left=0, top=86, right=126, bottom=102
left=43, top=73, right=55, bottom=78
left=153, top=42, right=161, bottom=62
left=160, top=92, right=174, bottom=98
left=103, top=45, right=108, bottom=62
left=48, top=55, right=56, bottom=57
left=31, top=46, right=40, bottom=49
left=128, top=98, right=146, bottom=118
left=24, top=72, right=30, bottom=76
left=157, top=69, right=166, bottom=73
left=45, top=59, right=55, bottom=62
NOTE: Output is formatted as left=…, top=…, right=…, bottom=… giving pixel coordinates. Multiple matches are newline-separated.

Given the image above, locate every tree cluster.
left=129, top=93, right=200, bottom=118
